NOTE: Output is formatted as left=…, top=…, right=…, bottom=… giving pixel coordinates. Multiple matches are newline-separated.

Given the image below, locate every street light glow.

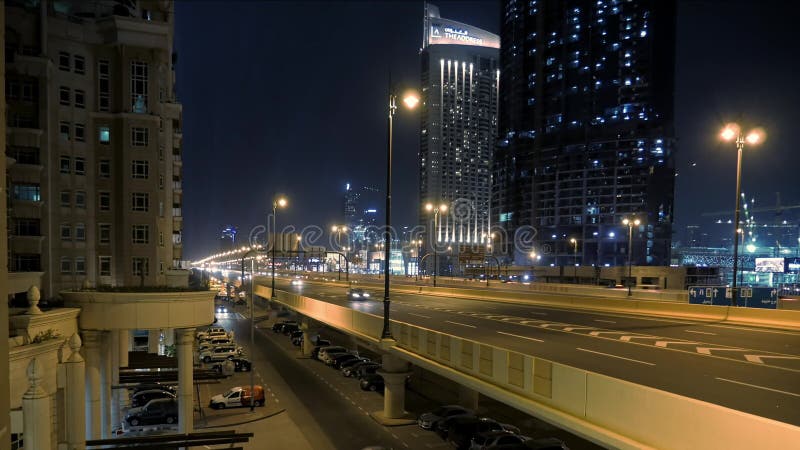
left=720, top=123, right=740, bottom=141
left=425, top=203, right=433, bottom=211
left=746, top=128, right=765, bottom=145
left=276, top=197, right=288, bottom=208
left=402, top=92, right=420, bottom=109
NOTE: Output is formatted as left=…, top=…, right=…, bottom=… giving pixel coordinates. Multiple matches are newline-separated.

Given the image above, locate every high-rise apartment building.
left=493, top=0, right=676, bottom=266
left=419, top=4, right=499, bottom=257
left=5, top=0, right=184, bottom=297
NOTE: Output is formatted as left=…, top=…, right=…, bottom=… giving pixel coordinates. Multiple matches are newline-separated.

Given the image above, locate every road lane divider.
left=715, top=378, right=800, bottom=397
left=497, top=331, right=544, bottom=343
left=577, top=348, right=656, bottom=366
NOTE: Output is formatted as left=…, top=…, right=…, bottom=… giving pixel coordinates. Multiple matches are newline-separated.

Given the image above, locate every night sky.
left=175, top=1, right=799, bottom=261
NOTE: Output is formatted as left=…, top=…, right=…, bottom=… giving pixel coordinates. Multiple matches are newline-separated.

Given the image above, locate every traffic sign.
left=688, top=286, right=778, bottom=309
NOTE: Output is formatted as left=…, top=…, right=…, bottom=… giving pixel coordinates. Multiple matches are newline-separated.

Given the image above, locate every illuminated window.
left=98, top=126, right=110, bottom=144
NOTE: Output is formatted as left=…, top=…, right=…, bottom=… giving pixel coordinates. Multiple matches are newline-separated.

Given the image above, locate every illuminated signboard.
left=785, top=257, right=800, bottom=273
left=754, top=257, right=785, bottom=273
left=425, top=11, right=500, bottom=49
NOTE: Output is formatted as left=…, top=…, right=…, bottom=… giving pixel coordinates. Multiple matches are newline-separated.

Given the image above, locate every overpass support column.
left=458, top=385, right=479, bottom=411
left=147, top=329, right=160, bottom=354
left=299, top=320, right=321, bottom=357
left=371, top=354, right=414, bottom=425
left=176, top=328, right=195, bottom=433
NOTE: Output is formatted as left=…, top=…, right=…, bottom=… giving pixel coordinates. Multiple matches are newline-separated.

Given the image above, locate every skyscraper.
left=493, top=0, right=676, bottom=267
left=419, top=3, right=500, bottom=262
left=5, top=0, right=184, bottom=297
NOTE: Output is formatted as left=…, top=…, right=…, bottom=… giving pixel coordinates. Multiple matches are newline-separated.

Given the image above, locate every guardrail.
left=255, top=282, right=800, bottom=449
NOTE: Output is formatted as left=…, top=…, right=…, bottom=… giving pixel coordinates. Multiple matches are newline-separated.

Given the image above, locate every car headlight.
left=362, top=293, right=370, bottom=297
left=352, top=293, right=360, bottom=298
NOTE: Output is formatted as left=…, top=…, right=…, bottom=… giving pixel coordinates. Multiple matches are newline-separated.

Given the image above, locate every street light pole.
left=425, top=203, right=447, bottom=288
left=570, top=238, right=578, bottom=282
left=271, top=197, right=287, bottom=299
left=622, top=218, right=640, bottom=297
left=720, top=123, right=764, bottom=306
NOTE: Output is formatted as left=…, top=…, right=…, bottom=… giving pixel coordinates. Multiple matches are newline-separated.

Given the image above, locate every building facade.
left=419, top=3, right=500, bottom=267
left=492, top=0, right=677, bottom=267
left=6, top=0, right=184, bottom=298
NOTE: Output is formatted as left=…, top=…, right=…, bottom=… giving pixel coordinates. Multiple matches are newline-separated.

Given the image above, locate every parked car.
left=289, top=330, right=304, bottom=340
left=198, top=337, right=234, bottom=352
left=211, top=357, right=252, bottom=373
left=343, top=360, right=379, bottom=378
left=470, top=431, right=530, bottom=450
left=437, top=416, right=501, bottom=441
left=130, top=389, right=175, bottom=408
left=272, top=320, right=297, bottom=333
left=359, top=373, right=384, bottom=391
left=292, top=334, right=304, bottom=346
left=354, top=363, right=382, bottom=379
left=347, top=287, right=371, bottom=300
left=209, top=385, right=265, bottom=409
left=198, top=332, right=230, bottom=344
left=196, top=327, right=226, bottom=340
left=235, top=298, right=246, bottom=306
left=444, top=417, right=510, bottom=449
left=125, top=398, right=178, bottom=427
left=418, top=404, right=475, bottom=430
left=282, top=323, right=301, bottom=336
left=521, top=437, right=569, bottom=450
left=330, top=353, right=361, bottom=369
left=316, top=346, right=348, bottom=363
left=131, top=383, right=176, bottom=395
left=199, top=345, right=241, bottom=363
left=339, top=357, right=371, bottom=372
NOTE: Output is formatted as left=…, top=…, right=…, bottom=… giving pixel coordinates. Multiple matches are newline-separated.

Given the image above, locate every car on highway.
left=124, top=398, right=178, bottom=428
left=209, top=385, right=265, bottom=409
left=469, top=430, right=531, bottom=450
left=215, top=304, right=229, bottom=314
left=291, top=277, right=304, bottom=286
left=347, top=287, right=371, bottom=300
left=130, top=389, right=176, bottom=408
left=199, top=345, right=241, bottom=363
left=417, top=404, right=475, bottom=430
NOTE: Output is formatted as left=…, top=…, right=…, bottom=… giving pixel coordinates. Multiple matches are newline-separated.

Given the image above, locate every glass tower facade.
left=493, top=0, right=677, bottom=267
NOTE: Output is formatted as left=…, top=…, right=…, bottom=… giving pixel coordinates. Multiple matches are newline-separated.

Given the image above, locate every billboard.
left=424, top=4, right=500, bottom=49
left=785, top=257, right=800, bottom=273
left=754, top=258, right=785, bottom=273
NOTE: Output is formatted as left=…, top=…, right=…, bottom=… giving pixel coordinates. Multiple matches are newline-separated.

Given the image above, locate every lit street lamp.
left=720, top=122, right=764, bottom=306
left=425, top=203, right=448, bottom=287
left=271, top=196, right=288, bottom=298
left=382, top=85, right=419, bottom=339
left=622, top=217, right=641, bottom=297
left=331, top=225, right=348, bottom=281
left=570, top=237, right=578, bottom=281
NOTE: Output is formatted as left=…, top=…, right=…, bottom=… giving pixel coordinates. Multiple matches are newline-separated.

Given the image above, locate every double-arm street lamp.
left=720, top=123, right=764, bottom=307
left=622, top=217, right=640, bottom=297
left=425, top=203, right=448, bottom=287
left=382, top=85, right=419, bottom=339
left=271, top=196, right=288, bottom=299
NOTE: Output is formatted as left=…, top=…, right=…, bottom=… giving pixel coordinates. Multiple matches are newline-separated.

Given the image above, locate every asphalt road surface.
left=279, top=279, right=800, bottom=426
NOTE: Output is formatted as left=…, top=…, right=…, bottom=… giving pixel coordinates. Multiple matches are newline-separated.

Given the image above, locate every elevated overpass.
left=253, top=277, right=800, bottom=449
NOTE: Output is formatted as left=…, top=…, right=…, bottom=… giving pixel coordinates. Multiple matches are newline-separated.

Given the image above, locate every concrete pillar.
left=82, top=330, right=102, bottom=440
left=371, top=354, right=414, bottom=425
left=148, top=329, right=160, bottom=354
left=458, top=385, right=479, bottom=411
left=100, top=332, right=112, bottom=437
left=164, top=328, right=175, bottom=347
left=118, top=329, right=129, bottom=369
left=110, top=330, right=121, bottom=434
left=64, top=334, right=86, bottom=450
left=299, top=319, right=320, bottom=357
left=22, top=358, right=51, bottom=450
left=176, top=328, right=195, bottom=433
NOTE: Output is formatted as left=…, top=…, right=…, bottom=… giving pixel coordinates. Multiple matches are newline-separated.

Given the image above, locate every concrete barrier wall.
left=265, top=286, right=800, bottom=449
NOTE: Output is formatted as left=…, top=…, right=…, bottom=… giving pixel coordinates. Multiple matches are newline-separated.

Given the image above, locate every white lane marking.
left=696, top=347, right=747, bottom=355
left=744, top=354, right=800, bottom=364
left=684, top=330, right=717, bottom=336
left=577, top=347, right=656, bottom=366
left=716, top=377, right=800, bottom=397
left=594, top=319, right=617, bottom=324
left=445, top=320, right=476, bottom=328
left=654, top=340, right=697, bottom=348
left=497, top=331, right=544, bottom=343
left=408, top=312, right=432, bottom=319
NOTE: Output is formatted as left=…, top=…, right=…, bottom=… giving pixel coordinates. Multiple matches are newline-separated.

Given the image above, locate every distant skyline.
left=176, top=1, right=799, bottom=261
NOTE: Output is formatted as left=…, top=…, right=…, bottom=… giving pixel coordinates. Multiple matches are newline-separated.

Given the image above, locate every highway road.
left=277, top=279, right=800, bottom=426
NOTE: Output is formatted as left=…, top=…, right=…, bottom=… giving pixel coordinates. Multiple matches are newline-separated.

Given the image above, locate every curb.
left=195, top=408, right=287, bottom=429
